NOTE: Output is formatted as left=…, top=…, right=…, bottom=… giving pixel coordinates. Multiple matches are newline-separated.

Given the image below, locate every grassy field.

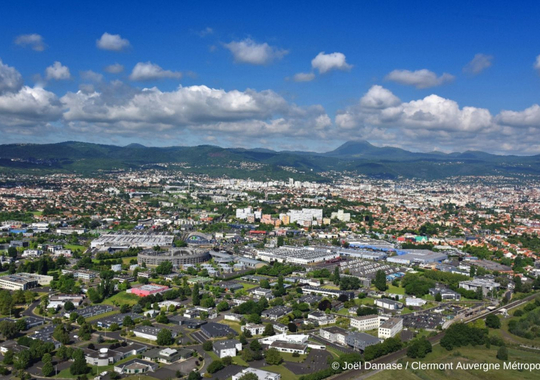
left=122, top=256, right=138, bottom=264
left=102, top=292, right=140, bottom=306
left=387, top=284, right=406, bottom=295
left=354, top=298, right=375, bottom=306
left=281, top=352, right=307, bottom=363
left=86, top=310, right=119, bottom=322
left=238, top=282, right=259, bottom=290
left=232, top=355, right=249, bottom=366
left=64, top=244, right=87, bottom=251
left=369, top=345, right=540, bottom=380
left=261, top=365, right=297, bottom=380
left=321, top=284, right=340, bottom=290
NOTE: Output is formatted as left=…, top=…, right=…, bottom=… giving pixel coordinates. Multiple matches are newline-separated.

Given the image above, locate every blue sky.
left=1, top=1, right=540, bottom=154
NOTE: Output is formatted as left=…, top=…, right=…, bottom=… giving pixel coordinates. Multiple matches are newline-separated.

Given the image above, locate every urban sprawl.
left=0, top=171, right=540, bottom=380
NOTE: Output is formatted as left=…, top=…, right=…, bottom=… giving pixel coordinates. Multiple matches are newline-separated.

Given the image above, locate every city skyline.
left=2, top=1, right=540, bottom=154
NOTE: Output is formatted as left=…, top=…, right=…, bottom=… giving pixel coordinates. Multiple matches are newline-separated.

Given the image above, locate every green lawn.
left=354, top=298, right=375, bottom=306
left=207, top=351, right=220, bottom=361
left=65, top=244, right=86, bottom=251
left=261, top=365, right=297, bottom=380
left=387, top=284, right=405, bottom=295
left=86, top=310, right=119, bottom=322
left=238, top=282, right=258, bottom=290
left=232, top=356, right=249, bottom=366
left=102, top=292, right=141, bottom=306
left=280, top=352, right=307, bottom=362
left=122, top=256, right=138, bottom=264
left=321, top=284, right=340, bottom=290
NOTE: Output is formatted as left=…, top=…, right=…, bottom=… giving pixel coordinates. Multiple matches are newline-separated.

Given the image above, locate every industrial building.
left=386, top=250, right=447, bottom=265
left=91, top=231, right=174, bottom=251
left=255, top=246, right=339, bottom=265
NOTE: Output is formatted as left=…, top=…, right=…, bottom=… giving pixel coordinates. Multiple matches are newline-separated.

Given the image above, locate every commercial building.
left=375, top=299, right=403, bottom=310
left=0, top=273, right=53, bottom=290
left=459, top=278, right=500, bottom=295
left=201, top=322, right=237, bottom=338
left=345, top=332, right=382, bottom=351
left=387, top=250, right=447, bottom=265
left=133, top=326, right=177, bottom=341
left=255, top=246, right=339, bottom=265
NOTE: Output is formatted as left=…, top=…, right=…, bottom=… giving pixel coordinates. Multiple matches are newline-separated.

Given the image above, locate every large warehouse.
left=137, top=247, right=210, bottom=267
left=255, top=246, right=339, bottom=265
left=91, top=231, right=174, bottom=251
left=387, top=250, right=447, bottom=265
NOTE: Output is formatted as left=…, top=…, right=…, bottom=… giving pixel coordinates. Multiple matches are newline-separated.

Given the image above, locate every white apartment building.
left=350, top=315, right=381, bottom=331
left=241, top=323, right=265, bottom=336
left=378, top=318, right=403, bottom=339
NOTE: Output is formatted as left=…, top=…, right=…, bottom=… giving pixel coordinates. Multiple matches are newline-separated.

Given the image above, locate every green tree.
left=0, top=321, right=18, bottom=339
left=263, top=323, right=275, bottom=336
left=207, top=360, right=224, bottom=373
left=188, top=371, right=201, bottom=380
left=265, top=348, right=282, bottom=365
left=486, top=314, right=501, bottom=329
left=157, top=329, right=174, bottom=345
left=239, top=373, right=259, bottom=380
left=192, top=283, right=200, bottom=306
left=70, top=349, right=89, bottom=375
left=496, top=346, right=508, bottom=360
left=203, top=341, right=213, bottom=351
left=3, top=350, right=13, bottom=365
left=373, top=270, right=387, bottom=291
left=42, top=362, right=54, bottom=377
left=435, top=292, right=442, bottom=302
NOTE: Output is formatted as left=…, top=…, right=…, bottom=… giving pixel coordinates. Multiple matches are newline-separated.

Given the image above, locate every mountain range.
left=1, top=140, right=539, bottom=181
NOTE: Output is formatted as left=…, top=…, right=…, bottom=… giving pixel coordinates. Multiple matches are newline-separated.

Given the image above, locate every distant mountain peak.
left=125, top=143, right=147, bottom=148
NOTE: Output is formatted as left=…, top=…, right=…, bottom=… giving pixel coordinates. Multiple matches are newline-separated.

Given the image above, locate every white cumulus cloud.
left=311, top=52, right=352, bottom=74
left=0, top=86, right=62, bottom=127
left=293, top=72, right=315, bottom=82
left=128, top=62, right=182, bottom=81
left=14, top=34, right=47, bottom=51
left=224, top=38, right=288, bottom=65
left=96, top=33, right=130, bottom=51
left=534, top=55, right=540, bottom=73
left=104, top=63, right=124, bottom=74
left=0, top=59, right=24, bottom=95
left=385, top=69, right=454, bottom=89
left=463, top=53, right=493, bottom=75
left=45, top=61, right=71, bottom=81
